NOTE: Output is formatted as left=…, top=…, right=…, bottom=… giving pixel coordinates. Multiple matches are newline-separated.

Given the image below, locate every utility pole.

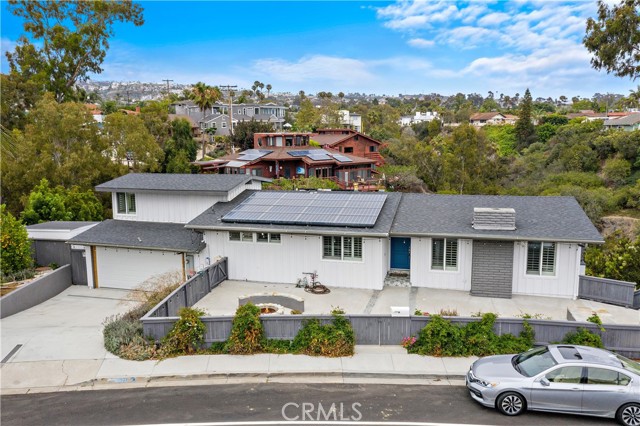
left=219, top=84, right=237, bottom=137
left=162, top=79, right=173, bottom=97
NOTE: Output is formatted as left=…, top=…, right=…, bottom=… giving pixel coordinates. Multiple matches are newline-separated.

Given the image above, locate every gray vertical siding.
left=471, top=240, right=514, bottom=298
left=0, top=265, right=72, bottom=318
left=578, top=275, right=638, bottom=308
left=142, top=313, right=640, bottom=358
left=32, top=240, right=71, bottom=267
left=70, top=250, right=88, bottom=285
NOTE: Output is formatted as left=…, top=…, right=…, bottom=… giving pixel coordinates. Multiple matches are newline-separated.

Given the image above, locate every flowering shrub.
left=402, top=336, right=417, bottom=349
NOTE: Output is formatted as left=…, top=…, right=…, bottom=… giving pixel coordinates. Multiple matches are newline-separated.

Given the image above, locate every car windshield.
left=513, top=346, right=557, bottom=377
left=616, top=354, right=640, bottom=375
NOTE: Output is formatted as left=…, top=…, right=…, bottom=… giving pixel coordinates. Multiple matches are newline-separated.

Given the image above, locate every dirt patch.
left=0, top=267, right=53, bottom=297
left=600, top=216, right=640, bottom=239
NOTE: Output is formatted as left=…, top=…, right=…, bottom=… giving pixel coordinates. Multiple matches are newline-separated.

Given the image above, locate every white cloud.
left=407, top=38, right=435, bottom=48
left=477, top=12, right=510, bottom=26
left=253, top=55, right=375, bottom=84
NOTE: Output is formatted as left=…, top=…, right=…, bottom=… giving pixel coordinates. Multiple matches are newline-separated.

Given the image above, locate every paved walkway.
left=195, top=280, right=640, bottom=324
left=0, top=346, right=473, bottom=395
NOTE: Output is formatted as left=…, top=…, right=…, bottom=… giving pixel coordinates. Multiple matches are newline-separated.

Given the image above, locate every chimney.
left=473, top=207, right=516, bottom=231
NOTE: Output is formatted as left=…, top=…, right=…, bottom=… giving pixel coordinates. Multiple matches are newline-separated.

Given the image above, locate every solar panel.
left=331, top=154, right=353, bottom=163
left=222, top=192, right=388, bottom=228
left=237, top=149, right=272, bottom=161
left=288, top=150, right=311, bottom=157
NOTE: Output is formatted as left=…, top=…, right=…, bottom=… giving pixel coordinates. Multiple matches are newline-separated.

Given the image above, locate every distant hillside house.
left=399, top=111, right=439, bottom=126
left=469, top=112, right=506, bottom=127
left=603, top=113, right=640, bottom=132
left=172, top=100, right=287, bottom=136
left=339, top=110, right=362, bottom=132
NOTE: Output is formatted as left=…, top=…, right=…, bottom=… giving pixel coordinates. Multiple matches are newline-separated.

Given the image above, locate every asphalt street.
left=0, top=383, right=615, bottom=426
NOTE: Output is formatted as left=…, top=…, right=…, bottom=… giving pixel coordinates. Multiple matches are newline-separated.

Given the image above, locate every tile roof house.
left=69, top=173, right=603, bottom=300
left=469, top=112, right=507, bottom=127
left=603, top=113, right=640, bottom=131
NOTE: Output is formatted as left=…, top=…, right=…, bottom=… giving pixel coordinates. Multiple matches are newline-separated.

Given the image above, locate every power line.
left=162, top=79, right=173, bottom=94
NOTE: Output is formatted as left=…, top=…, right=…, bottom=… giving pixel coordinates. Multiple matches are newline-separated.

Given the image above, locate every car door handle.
left=571, top=387, right=581, bottom=391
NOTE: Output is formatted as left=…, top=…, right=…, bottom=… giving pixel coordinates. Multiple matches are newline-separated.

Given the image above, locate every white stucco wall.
left=512, top=241, right=581, bottom=299
left=112, top=192, right=227, bottom=223
left=409, top=238, right=473, bottom=291
left=204, top=231, right=387, bottom=289
left=95, top=246, right=183, bottom=290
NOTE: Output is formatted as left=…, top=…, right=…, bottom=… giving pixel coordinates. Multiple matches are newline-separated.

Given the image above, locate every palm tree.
left=266, top=84, right=272, bottom=98
left=189, top=82, right=221, bottom=159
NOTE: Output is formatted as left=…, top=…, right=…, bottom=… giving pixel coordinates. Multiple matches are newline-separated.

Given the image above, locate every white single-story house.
left=69, top=173, right=603, bottom=299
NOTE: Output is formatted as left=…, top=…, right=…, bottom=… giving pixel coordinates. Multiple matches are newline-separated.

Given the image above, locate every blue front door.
left=390, top=238, right=411, bottom=269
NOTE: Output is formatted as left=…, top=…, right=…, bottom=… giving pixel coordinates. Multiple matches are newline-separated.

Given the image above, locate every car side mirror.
left=540, top=377, right=550, bottom=387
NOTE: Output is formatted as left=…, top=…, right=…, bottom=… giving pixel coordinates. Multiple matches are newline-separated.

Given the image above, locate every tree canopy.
left=584, top=0, right=640, bottom=79
left=6, top=0, right=144, bottom=103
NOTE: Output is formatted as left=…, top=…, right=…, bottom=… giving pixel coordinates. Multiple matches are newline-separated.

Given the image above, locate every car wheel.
left=496, top=392, right=526, bottom=416
left=617, top=403, right=640, bottom=426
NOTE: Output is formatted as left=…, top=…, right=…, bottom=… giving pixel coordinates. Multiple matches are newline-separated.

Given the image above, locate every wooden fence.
left=142, top=257, right=228, bottom=319
left=578, top=275, right=639, bottom=309
left=141, top=313, right=640, bottom=359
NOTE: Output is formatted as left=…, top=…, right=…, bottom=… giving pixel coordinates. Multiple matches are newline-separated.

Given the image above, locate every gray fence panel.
left=578, top=275, right=636, bottom=308
left=32, top=240, right=72, bottom=268
left=635, top=291, right=640, bottom=309
left=202, top=317, right=233, bottom=342
left=0, top=265, right=72, bottom=318
left=70, top=250, right=88, bottom=286
left=142, top=313, right=640, bottom=358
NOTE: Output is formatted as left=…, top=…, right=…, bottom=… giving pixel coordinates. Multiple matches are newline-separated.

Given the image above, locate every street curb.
left=1, top=372, right=468, bottom=395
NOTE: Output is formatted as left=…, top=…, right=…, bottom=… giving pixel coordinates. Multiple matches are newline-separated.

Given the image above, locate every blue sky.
left=1, top=1, right=635, bottom=98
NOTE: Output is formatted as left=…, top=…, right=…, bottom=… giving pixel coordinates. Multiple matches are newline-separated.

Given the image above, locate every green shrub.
left=409, top=313, right=535, bottom=357
left=103, top=315, right=146, bottom=355
left=0, top=205, right=33, bottom=277
left=263, top=339, right=295, bottom=354
left=562, top=327, right=604, bottom=348
left=292, top=313, right=355, bottom=357
left=161, top=308, right=207, bottom=356
left=587, top=312, right=606, bottom=332
left=224, top=303, right=264, bottom=354
left=207, top=341, right=227, bottom=354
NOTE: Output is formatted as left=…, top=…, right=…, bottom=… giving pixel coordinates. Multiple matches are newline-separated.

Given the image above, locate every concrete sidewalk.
left=0, top=346, right=474, bottom=395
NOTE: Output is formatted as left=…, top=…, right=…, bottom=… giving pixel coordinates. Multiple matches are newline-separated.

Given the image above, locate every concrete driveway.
left=1, top=286, right=135, bottom=363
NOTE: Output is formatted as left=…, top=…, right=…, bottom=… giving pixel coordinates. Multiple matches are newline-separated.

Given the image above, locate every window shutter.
left=127, top=193, right=136, bottom=213
left=527, top=242, right=541, bottom=274
left=445, top=239, right=458, bottom=269
left=541, top=242, right=556, bottom=275
left=117, top=193, right=126, bottom=213
left=431, top=239, right=444, bottom=270
left=353, top=238, right=363, bottom=260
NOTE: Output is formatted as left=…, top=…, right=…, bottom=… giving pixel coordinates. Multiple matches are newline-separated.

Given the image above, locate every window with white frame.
left=256, top=232, right=281, bottom=243
left=431, top=238, right=458, bottom=270
left=322, top=236, right=362, bottom=261
left=527, top=241, right=556, bottom=275
left=221, top=121, right=227, bottom=128
left=229, top=231, right=254, bottom=242
left=116, top=192, right=136, bottom=214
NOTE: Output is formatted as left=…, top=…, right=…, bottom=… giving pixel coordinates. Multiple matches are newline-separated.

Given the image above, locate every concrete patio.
left=194, top=280, right=640, bottom=324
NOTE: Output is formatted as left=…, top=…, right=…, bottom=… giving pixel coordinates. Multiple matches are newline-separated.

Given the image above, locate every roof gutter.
left=391, top=232, right=604, bottom=244
left=65, top=240, right=205, bottom=253
left=184, top=224, right=389, bottom=238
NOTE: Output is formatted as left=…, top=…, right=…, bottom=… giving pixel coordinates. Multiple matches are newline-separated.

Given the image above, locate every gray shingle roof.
left=68, top=220, right=206, bottom=252
left=391, top=194, right=603, bottom=243
left=27, top=221, right=99, bottom=230
left=603, top=112, right=640, bottom=126
left=95, top=173, right=268, bottom=194
left=186, top=190, right=403, bottom=237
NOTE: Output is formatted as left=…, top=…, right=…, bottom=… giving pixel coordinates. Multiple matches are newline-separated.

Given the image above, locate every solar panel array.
left=222, top=192, right=387, bottom=227
left=237, top=149, right=272, bottom=162
left=287, top=149, right=353, bottom=163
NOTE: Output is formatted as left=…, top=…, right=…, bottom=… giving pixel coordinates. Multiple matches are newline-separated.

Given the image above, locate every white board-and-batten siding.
left=204, top=231, right=387, bottom=289
left=112, top=192, right=226, bottom=223
left=512, top=242, right=581, bottom=299
left=409, top=238, right=473, bottom=291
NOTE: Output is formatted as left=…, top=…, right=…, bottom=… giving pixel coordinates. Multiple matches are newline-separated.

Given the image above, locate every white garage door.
left=96, top=246, right=183, bottom=290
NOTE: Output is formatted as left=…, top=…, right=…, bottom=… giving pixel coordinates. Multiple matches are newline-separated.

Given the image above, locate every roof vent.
left=473, top=208, right=516, bottom=231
